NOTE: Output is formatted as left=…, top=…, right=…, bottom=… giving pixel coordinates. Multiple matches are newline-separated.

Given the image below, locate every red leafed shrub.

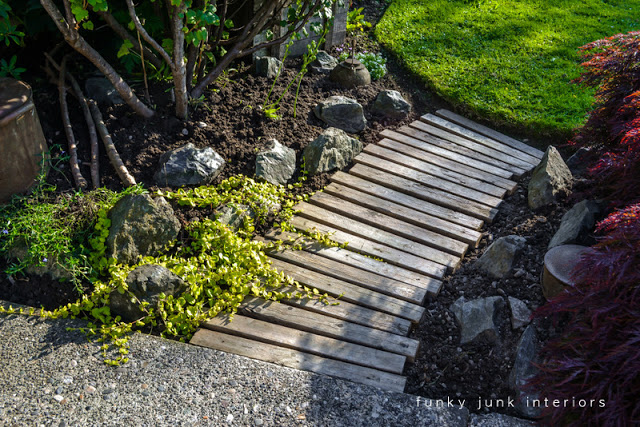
left=529, top=204, right=640, bottom=426
left=571, top=31, right=640, bottom=206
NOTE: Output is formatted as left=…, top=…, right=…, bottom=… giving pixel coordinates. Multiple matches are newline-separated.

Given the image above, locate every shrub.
left=529, top=204, right=640, bottom=426
left=571, top=31, right=640, bottom=207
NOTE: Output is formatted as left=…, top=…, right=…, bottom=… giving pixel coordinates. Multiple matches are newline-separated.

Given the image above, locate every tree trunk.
left=171, top=3, right=189, bottom=119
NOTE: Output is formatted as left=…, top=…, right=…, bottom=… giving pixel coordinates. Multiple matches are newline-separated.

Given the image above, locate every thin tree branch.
left=88, top=100, right=137, bottom=187
left=96, top=10, right=163, bottom=69
left=125, top=0, right=173, bottom=68
left=58, top=55, right=89, bottom=190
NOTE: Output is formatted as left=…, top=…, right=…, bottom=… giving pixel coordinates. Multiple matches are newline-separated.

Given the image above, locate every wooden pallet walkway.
left=190, top=109, right=544, bottom=393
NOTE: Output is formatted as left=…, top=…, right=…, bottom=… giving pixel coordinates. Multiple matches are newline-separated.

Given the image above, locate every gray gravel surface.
left=0, top=310, right=469, bottom=426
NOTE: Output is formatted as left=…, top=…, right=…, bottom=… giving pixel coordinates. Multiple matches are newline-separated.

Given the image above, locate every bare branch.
left=125, top=0, right=173, bottom=68
left=58, top=55, right=89, bottom=190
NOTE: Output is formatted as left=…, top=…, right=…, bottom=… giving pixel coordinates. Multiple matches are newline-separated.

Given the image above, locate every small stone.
left=70, top=360, right=77, bottom=367
left=56, top=386, right=63, bottom=395
left=197, top=121, right=207, bottom=128
left=158, top=385, right=166, bottom=392
left=226, top=414, right=234, bottom=423
left=128, top=135, right=133, bottom=140
left=509, top=297, right=532, bottom=329
left=141, top=383, right=149, bottom=390
left=53, top=395, right=64, bottom=403
left=254, top=418, right=264, bottom=426
left=514, top=269, right=525, bottom=278
left=181, top=128, right=188, bottom=136
left=103, top=388, right=114, bottom=394
left=84, top=385, right=96, bottom=394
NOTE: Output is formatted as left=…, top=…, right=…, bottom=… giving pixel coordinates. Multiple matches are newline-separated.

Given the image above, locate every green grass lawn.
left=375, top=0, right=640, bottom=136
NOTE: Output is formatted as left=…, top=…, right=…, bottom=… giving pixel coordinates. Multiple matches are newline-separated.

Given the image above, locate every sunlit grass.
left=376, top=0, right=640, bottom=136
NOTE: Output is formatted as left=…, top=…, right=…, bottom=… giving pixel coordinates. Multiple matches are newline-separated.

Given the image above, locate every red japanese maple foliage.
left=528, top=31, right=640, bottom=426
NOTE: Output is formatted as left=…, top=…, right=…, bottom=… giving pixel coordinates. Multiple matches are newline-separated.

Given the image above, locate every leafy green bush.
left=375, top=0, right=640, bottom=136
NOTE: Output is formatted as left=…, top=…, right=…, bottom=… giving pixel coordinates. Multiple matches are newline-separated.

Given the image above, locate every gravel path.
left=0, top=306, right=469, bottom=426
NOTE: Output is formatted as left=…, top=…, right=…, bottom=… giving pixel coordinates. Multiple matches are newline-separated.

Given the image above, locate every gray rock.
left=528, top=146, right=572, bottom=209
left=508, top=297, right=532, bottom=330
left=303, top=127, right=363, bottom=175
left=565, top=147, right=592, bottom=176
left=371, top=90, right=411, bottom=120
left=154, top=143, right=225, bottom=188
left=255, top=139, right=296, bottom=185
left=474, top=235, right=527, bottom=279
left=255, top=56, right=282, bottom=79
left=470, top=413, right=536, bottom=427
left=214, top=203, right=255, bottom=231
left=84, top=77, right=123, bottom=106
left=450, top=296, right=505, bottom=344
left=110, top=265, right=186, bottom=323
left=106, top=194, right=181, bottom=265
left=508, top=325, right=541, bottom=418
left=310, top=51, right=338, bottom=74
left=548, top=199, right=601, bottom=249
left=314, top=96, right=367, bottom=133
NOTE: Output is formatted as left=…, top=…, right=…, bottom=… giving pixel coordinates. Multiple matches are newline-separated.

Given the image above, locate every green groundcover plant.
left=375, top=0, right=640, bottom=136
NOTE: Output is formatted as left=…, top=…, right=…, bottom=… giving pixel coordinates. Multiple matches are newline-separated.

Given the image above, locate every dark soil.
left=2, top=1, right=577, bottom=420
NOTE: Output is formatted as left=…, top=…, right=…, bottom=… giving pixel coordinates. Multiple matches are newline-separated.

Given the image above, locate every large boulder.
left=371, top=90, right=411, bottom=120
left=255, top=56, right=282, bottom=79
left=509, top=325, right=541, bottom=418
left=450, top=296, right=505, bottom=344
left=106, top=194, right=181, bottom=265
left=528, top=146, right=572, bottom=209
left=314, top=96, right=367, bottom=133
left=255, top=139, right=296, bottom=185
left=110, top=264, right=186, bottom=323
left=474, top=235, right=527, bottom=279
left=310, top=51, right=338, bottom=74
left=548, top=199, right=601, bottom=249
left=154, top=143, right=225, bottom=188
left=303, top=127, right=363, bottom=175
left=84, top=77, right=123, bottom=106
left=565, top=147, right=592, bottom=176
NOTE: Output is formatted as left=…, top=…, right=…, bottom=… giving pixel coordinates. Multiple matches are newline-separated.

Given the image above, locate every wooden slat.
left=381, top=128, right=515, bottom=179
left=349, top=163, right=498, bottom=222
left=369, top=139, right=506, bottom=198
left=262, top=242, right=427, bottom=304
left=421, top=114, right=540, bottom=166
left=362, top=144, right=504, bottom=206
left=280, top=287, right=413, bottom=336
left=295, top=201, right=462, bottom=268
left=202, top=314, right=407, bottom=374
left=310, top=191, right=468, bottom=257
left=288, top=215, right=448, bottom=278
left=264, top=230, right=442, bottom=295
left=269, top=257, right=426, bottom=322
left=190, top=329, right=407, bottom=393
left=435, top=109, right=544, bottom=160
left=395, top=125, right=527, bottom=181
left=239, top=297, right=420, bottom=359
left=324, top=183, right=482, bottom=247
left=331, top=172, right=485, bottom=230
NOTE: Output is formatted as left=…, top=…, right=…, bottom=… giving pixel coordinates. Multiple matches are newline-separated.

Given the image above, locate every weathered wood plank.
left=202, top=314, right=407, bottom=374
left=420, top=114, right=540, bottom=166
left=362, top=144, right=505, bottom=206
left=435, top=109, right=544, bottom=160
left=395, top=125, right=527, bottom=182
left=295, top=201, right=462, bottom=268
left=349, top=163, right=499, bottom=222
left=279, top=286, right=413, bottom=335
left=380, top=128, right=515, bottom=179
left=288, top=215, right=448, bottom=278
left=324, top=183, right=482, bottom=247
left=330, top=172, right=485, bottom=230
left=310, top=191, right=469, bottom=257
left=261, top=241, right=427, bottom=304
left=269, top=257, right=426, bottom=322
left=369, top=139, right=507, bottom=198
left=239, top=297, right=420, bottom=359
left=190, top=329, right=407, bottom=393
left=264, top=230, right=442, bottom=295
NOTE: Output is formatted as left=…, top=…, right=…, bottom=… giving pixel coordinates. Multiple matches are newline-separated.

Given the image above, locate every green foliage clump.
left=375, top=0, right=640, bottom=136
left=346, top=7, right=371, bottom=37
left=1, top=175, right=333, bottom=366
